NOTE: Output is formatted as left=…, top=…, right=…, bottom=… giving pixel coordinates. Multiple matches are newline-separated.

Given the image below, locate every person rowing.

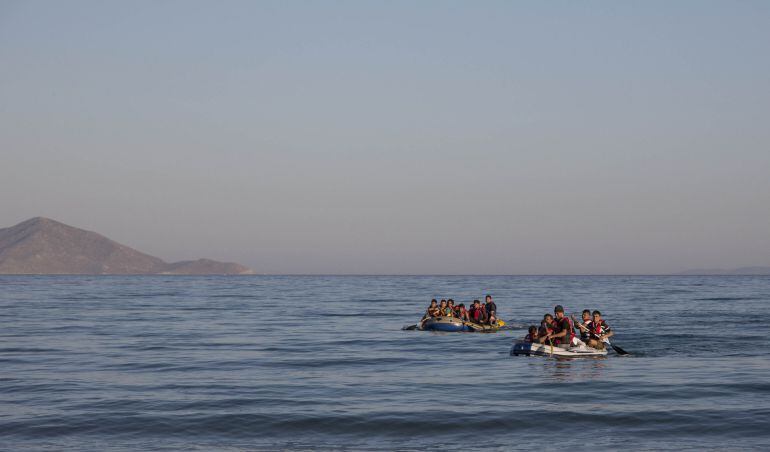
left=572, top=309, right=592, bottom=343
left=586, top=310, right=614, bottom=350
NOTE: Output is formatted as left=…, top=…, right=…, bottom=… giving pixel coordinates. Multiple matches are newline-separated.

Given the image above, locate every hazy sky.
left=1, top=1, right=769, bottom=274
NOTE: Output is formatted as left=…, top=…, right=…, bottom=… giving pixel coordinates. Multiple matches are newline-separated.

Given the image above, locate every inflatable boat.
left=510, top=340, right=608, bottom=357
left=420, top=316, right=500, bottom=332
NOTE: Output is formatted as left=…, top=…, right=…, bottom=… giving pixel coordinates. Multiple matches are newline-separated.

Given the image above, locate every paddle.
left=571, top=313, right=629, bottom=355
left=402, top=315, right=430, bottom=330
left=603, top=338, right=630, bottom=356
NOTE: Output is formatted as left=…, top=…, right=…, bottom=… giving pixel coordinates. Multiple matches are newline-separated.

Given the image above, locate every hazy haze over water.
left=1, top=1, right=769, bottom=274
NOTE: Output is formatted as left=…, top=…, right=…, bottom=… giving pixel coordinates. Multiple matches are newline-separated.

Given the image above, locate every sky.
left=1, top=0, right=769, bottom=274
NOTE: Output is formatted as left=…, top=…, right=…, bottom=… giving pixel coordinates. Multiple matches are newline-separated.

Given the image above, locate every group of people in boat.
left=422, top=295, right=498, bottom=325
left=417, top=298, right=615, bottom=349
left=524, top=305, right=614, bottom=350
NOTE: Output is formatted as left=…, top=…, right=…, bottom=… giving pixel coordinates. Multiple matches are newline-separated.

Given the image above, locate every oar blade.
left=610, top=343, right=629, bottom=355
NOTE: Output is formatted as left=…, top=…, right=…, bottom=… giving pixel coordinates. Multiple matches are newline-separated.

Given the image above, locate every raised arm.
left=571, top=315, right=589, bottom=332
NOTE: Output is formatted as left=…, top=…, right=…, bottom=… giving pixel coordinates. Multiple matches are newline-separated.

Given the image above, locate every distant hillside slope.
left=676, top=267, right=770, bottom=275
left=0, top=217, right=253, bottom=275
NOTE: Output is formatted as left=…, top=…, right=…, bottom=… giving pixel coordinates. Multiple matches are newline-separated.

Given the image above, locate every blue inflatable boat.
left=420, top=316, right=499, bottom=332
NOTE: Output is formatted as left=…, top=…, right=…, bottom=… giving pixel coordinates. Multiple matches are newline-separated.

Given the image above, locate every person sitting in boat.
left=524, top=325, right=539, bottom=342
left=543, top=305, right=576, bottom=347
left=445, top=298, right=457, bottom=317
left=456, top=303, right=470, bottom=321
left=437, top=300, right=449, bottom=317
left=425, top=299, right=440, bottom=318
left=484, top=295, right=497, bottom=325
left=572, top=309, right=592, bottom=342
left=536, top=314, right=555, bottom=343
left=445, top=299, right=456, bottom=317
left=469, top=300, right=487, bottom=324
left=536, top=315, right=551, bottom=342
left=586, top=310, right=613, bottom=350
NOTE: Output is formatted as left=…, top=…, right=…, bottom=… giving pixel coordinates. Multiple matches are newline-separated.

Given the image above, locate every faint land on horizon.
left=0, top=217, right=253, bottom=275
left=675, top=267, right=770, bottom=276
left=0, top=217, right=767, bottom=276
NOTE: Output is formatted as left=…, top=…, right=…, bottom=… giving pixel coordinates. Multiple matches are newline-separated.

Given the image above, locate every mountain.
left=0, top=217, right=253, bottom=275
left=676, top=266, right=770, bottom=275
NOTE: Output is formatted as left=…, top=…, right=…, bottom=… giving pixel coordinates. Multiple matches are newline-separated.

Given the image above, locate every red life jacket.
left=554, top=316, right=575, bottom=344
left=591, top=320, right=608, bottom=338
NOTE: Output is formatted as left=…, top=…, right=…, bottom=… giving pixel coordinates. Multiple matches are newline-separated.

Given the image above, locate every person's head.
left=485, top=295, right=492, bottom=302
left=554, top=305, right=565, bottom=318
left=447, top=299, right=454, bottom=307
left=430, top=299, right=437, bottom=307
left=459, top=303, right=465, bottom=309
left=543, top=313, right=554, bottom=324
left=582, top=309, right=591, bottom=321
left=528, top=325, right=538, bottom=335
left=440, top=299, right=446, bottom=304
left=592, top=310, right=602, bottom=322
left=473, top=299, right=480, bottom=307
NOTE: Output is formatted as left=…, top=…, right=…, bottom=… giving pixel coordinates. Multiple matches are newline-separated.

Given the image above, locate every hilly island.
left=0, top=217, right=253, bottom=275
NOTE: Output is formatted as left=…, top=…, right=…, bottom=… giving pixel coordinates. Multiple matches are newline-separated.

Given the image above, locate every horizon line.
left=1, top=273, right=766, bottom=277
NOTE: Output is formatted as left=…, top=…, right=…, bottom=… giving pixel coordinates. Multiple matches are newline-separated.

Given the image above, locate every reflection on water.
left=524, top=356, right=608, bottom=382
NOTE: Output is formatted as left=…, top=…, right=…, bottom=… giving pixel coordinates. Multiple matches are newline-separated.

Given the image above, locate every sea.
left=1, top=275, right=769, bottom=451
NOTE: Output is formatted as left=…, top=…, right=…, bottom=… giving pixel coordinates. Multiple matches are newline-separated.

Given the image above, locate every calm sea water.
left=1, top=275, right=769, bottom=451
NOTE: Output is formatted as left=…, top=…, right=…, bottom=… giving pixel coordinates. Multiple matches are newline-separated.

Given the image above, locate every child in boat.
left=586, top=310, right=613, bottom=350
left=524, top=325, right=539, bottom=342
